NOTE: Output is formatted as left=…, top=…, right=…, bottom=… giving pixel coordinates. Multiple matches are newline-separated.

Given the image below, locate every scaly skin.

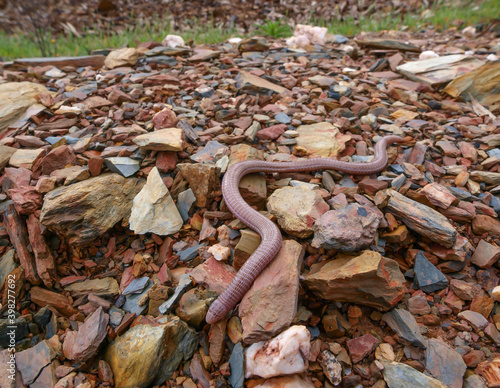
left=205, top=135, right=403, bottom=324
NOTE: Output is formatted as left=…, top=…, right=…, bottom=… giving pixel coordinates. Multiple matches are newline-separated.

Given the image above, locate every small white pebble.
left=419, top=50, right=439, bottom=60
left=493, top=286, right=500, bottom=302
left=208, top=244, right=231, bottom=261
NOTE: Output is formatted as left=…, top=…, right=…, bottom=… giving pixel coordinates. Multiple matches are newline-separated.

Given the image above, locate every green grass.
left=0, top=0, right=499, bottom=60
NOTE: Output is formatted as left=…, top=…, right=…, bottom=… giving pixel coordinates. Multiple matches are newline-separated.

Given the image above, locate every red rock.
left=33, top=145, right=76, bottom=178
left=188, top=257, right=236, bottom=294
left=156, top=151, right=178, bottom=173
left=436, top=140, right=461, bottom=157
left=358, top=177, right=388, bottom=195
left=449, top=279, right=481, bottom=301
left=476, top=357, right=500, bottom=387
left=472, top=215, right=500, bottom=236
left=178, top=163, right=220, bottom=207
left=4, top=204, right=40, bottom=284
left=239, top=240, right=305, bottom=344
left=88, top=157, right=104, bottom=177
left=346, top=334, right=380, bottom=363
left=35, top=176, right=56, bottom=193
left=471, top=239, right=500, bottom=268
left=458, top=141, right=478, bottom=163
left=152, top=107, right=178, bottom=129
left=107, top=86, right=135, bottom=104
left=26, top=214, right=57, bottom=288
left=420, top=182, right=456, bottom=209
left=209, top=318, right=227, bottom=365
left=9, top=186, right=43, bottom=214
left=30, top=286, right=77, bottom=316
left=256, top=124, right=286, bottom=140
left=407, top=292, right=431, bottom=315
left=4, top=167, right=31, bottom=188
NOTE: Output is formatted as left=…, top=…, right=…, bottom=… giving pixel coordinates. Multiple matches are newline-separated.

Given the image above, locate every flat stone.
left=239, top=173, right=267, bottom=208
left=471, top=171, right=500, bottom=186
left=9, top=148, right=45, bottom=169
left=296, top=122, right=347, bottom=157
left=175, top=288, right=217, bottom=328
left=63, top=307, right=109, bottom=362
left=123, top=276, right=150, bottom=296
left=472, top=215, right=500, bottom=236
left=0, top=145, right=16, bottom=169
left=133, top=127, right=185, bottom=151
left=458, top=310, right=489, bottom=331
left=189, top=257, right=236, bottom=294
left=0, top=250, right=17, bottom=289
left=304, top=250, right=405, bottom=311
left=420, top=182, right=456, bottom=209
left=346, top=333, right=380, bottom=363
left=256, top=124, right=287, bottom=140
left=239, top=240, right=305, bottom=344
left=229, top=343, right=245, bottom=388
left=236, top=70, right=290, bottom=96
left=176, top=188, right=196, bottom=221
left=381, top=360, right=447, bottom=388
left=425, top=338, right=466, bottom=387
left=267, top=186, right=329, bottom=238
left=385, top=190, right=457, bottom=247
left=158, top=274, right=193, bottom=314
left=414, top=250, right=449, bottom=293
left=407, top=292, right=431, bottom=315
left=65, top=277, right=120, bottom=298
left=104, top=157, right=141, bottom=177
left=104, top=315, right=197, bottom=387
left=33, top=145, right=76, bottom=178
left=30, top=286, right=77, bottom=316
left=382, top=308, right=427, bottom=348
left=471, top=239, right=500, bottom=268
left=26, top=213, right=56, bottom=288
left=152, top=107, right=178, bottom=129
left=16, top=339, right=59, bottom=386
left=245, top=325, right=310, bottom=378
left=40, top=173, right=141, bottom=246
left=9, top=186, right=43, bottom=214
left=129, top=167, right=183, bottom=235
left=312, top=203, right=383, bottom=251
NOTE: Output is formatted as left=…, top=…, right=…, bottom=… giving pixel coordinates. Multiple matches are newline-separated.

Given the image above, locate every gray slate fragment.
left=414, top=251, right=448, bottom=293
left=104, top=157, right=140, bottom=177
left=179, top=243, right=206, bottom=262
left=382, top=308, right=427, bottom=348
left=381, top=360, right=446, bottom=388
left=228, top=342, right=244, bottom=388
left=122, top=276, right=150, bottom=296
left=176, top=188, right=196, bottom=221
left=158, top=274, right=193, bottom=314
left=425, top=338, right=466, bottom=388
left=0, top=250, right=17, bottom=289
left=123, top=279, right=154, bottom=315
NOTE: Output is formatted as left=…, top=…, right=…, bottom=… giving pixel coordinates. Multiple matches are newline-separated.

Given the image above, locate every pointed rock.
left=414, top=251, right=449, bottom=293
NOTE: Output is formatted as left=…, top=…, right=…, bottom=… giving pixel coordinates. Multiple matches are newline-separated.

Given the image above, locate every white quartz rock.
left=245, top=325, right=311, bottom=379
left=286, top=24, right=327, bottom=48
left=162, top=34, right=185, bottom=48
left=208, top=244, right=231, bottom=261
left=254, top=374, right=315, bottom=387
left=419, top=50, right=439, bottom=60
left=129, top=167, right=183, bottom=235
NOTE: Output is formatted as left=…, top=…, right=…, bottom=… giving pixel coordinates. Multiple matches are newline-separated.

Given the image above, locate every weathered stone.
left=40, top=173, right=141, bottom=245
left=457, top=310, right=489, bottom=332
left=382, top=308, right=427, bottom=348
left=16, top=339, right=59, bottom=387
left=414, top=251, right=449, bottom=293
left=236, top=70, right=290, bottom=95
left=346, top=334, right=380, bottom=363
left=425, top=338, right=467, bottom=388
left=9, top=186, right=43, bottom=214
left=245, top=325, right=310, bottom=378
left=296, top=122, right=347, bottom=157
left=133, top=127, right=185, bottom=151
left=104, top=316, right=197, bottom=387
left=256, top=124, right=287, bottom=140
left=104, top=47, right=139, bottom=69
left=63, top=307, right=109, bottom=362
left=129, top=167, right=183, bottom=235
left=33, top=145, right=76, bottom=178
left=209, top=318, right=227, bottom=365
left=320, top=350, right=342, bottom=386
left=189, top=257, right=236, bottom=294
left=0, top=145, right=16, bottom=169
left=384, top=190, right=457, bottom=247
left=229, top=343, right=245, bottom=388
left=178, top=163, right=220, bottom=207
left=312, top=203, right=383, bottom=251
left=104, top=157, right=141, bottom=177
left=175, top=288, right=217, bottom=328
left=254, top=375, right=315, bottom=388
left=239, top=173, right=267, bottom=208
left=26, top=214, right=56, bottom=288
left=471, top=239, right=500, bottom=268
left=65, top=277, right=120, bottom=298
left=381, top=360, right=447, bottom=388
left=9, top=148, right=45, bottom=169
left=234, top=229, right=261, bottom=270
left=471, top=171, right=500, bottom=186
left=303, top=250, right=405, bottom=311
left=152, top=107, right=178, bottom=129
left=267, top=186, right=329, bottom=238
left=0, top=250, right=17, bottom=289
left=4, top=204, right=39, bottom=284
left=420, top=182, right=456, bottom=209
left=228, top=143, right=264, bottom=168
left=472, top=215, right=500, bottom=236
left=30, top=286, right=77, bottom=316
left=240, top=240, right=305, bottom=344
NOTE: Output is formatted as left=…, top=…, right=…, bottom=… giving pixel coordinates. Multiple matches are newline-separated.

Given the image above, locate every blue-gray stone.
left=108, top=306, right=125, bottom=328
left=275, top=112, right=291, bottom=124
left=339, top=176, right=356, bottom=187
left=308, top=325, right=320, bottom=339
left=490, top=196, right=500, bottom=215
left=62, top=135, right=80, bottom=145
left=414, top=250, right=448, bottom=293
left=487, top=148, right=500, bottom=159
left=177, top=189, right=196, bottom=221
left=333, top=34, right=349, bottom=43
left=122, top=276, right=150, bottom=296
left=179, top=243, right=206, bottom=262
left=382, top=309, right=427, bottom=348
left=159, top=274, right=193, bottom=314
left=104, top=157, right=140, bottom=177
left=351, top=155, right=373, bottom=163
left=228, top=343, right=244, bottom=388
left=123, top=279, right=154, bottom=316
left=45, top=136, right=63, bottom=145
left=390, top=164, right=405, bottom=174
left=446, top=186, right=477, bottom=201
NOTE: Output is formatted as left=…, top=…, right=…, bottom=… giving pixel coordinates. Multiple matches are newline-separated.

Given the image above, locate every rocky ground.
left=0, top=24, right=500, bottom=388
